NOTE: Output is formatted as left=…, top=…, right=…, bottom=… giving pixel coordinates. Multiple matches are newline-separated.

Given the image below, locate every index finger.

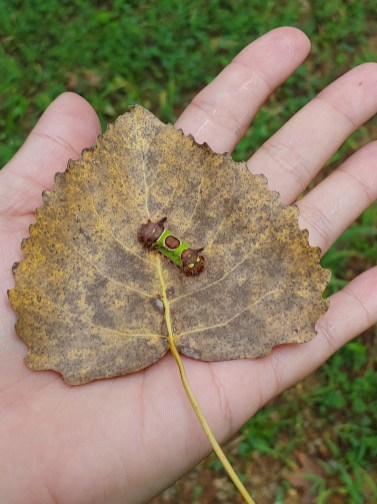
left=175, top=27, right=310, bottom=153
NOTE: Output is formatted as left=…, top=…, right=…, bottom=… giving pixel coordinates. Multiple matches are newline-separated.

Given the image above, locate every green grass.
left=1, top=1, right=376, bottom=502
left=236, top=335, right=377, bottom=503
left=1, top=0, right=376, bottom=165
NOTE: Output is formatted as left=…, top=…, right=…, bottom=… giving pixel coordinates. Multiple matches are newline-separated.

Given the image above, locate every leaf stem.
left=157, top=260, right=255, bottom=504
left=169, top=340, right=256, bottom=503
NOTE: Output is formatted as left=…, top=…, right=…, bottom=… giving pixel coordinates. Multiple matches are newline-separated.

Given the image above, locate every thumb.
left=0, top=92, right=101, bottom=216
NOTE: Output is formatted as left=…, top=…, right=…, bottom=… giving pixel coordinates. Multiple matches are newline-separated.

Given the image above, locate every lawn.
left=1, top=1, right=376, bottom=502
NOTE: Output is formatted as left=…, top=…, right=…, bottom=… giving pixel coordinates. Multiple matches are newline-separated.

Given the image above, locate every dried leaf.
left=9, top=106, right=330, bottom=384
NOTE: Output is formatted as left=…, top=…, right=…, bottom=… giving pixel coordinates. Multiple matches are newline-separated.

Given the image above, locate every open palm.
left=1, top=28, right=376, bottom=504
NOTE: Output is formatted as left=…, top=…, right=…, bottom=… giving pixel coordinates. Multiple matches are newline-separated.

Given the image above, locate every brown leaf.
left=9, top=106, right=330, bottom=384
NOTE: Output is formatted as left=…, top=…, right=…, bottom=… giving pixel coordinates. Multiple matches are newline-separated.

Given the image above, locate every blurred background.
left=1, top=1, right=376, bottom=502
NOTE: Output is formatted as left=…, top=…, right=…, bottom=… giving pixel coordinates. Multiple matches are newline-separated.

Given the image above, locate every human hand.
left=1, top=27, right=376, bottom=504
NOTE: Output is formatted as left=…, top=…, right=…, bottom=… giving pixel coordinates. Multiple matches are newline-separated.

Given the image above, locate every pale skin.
left=0, top=27, right=376, bottom=504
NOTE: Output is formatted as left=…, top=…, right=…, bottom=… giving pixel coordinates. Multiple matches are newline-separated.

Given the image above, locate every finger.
left=0, top=92, right=101, bottom=216
left=248, top=62, right=377, bottom=203
left=297, top=141, right=377, bottom=253
left=175, top=27, right=310, bottom=153
left=266, top=266, right=377, bottom=400
left=217, top=265, right=377, bottom=425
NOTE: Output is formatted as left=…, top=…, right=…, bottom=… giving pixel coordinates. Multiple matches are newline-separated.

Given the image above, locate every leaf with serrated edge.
left=9, top=106, right=330, bottom=385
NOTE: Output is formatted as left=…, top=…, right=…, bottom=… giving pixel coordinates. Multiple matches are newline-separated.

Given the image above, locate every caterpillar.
left=138, top=217, right=205, bottom=276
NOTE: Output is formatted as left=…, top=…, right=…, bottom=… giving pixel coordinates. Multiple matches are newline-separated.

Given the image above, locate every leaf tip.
left=41, top=189, right=51, bottom=204
left=53, top=171, right=65, bottom=184
left=20, top=236, right=29, bottom=251
left=7, top=288, right=15, bottom=303
left=11, top=261, right=20, bottom=275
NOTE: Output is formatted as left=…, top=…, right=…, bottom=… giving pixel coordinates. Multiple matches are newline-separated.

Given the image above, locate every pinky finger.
left=258, top=266, right=377, bottom=403
left=316, top=266, right=377, bottom=358
left=297, top=141, right=377, bottom=254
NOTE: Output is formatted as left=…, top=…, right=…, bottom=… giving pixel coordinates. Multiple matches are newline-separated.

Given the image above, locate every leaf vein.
left=170, top=246, right=259, bottom=304
left=103, top=145, right=141, bottom=208
left=84, top=181, right=155, bottom=267
left=176, top=286, right=280, bottom=337
left=21, top=286, right=161, bottom=338
left=181, top=175, right=205, bottom=235
left=68, top=239, right=154, bottom=298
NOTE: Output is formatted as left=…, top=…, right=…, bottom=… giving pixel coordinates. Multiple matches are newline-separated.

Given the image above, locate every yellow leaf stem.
left=157, top=259, right=256, bottom=504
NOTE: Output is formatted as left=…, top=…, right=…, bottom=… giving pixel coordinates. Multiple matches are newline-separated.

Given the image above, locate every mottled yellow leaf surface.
left=9, top=106, right=330, bottom=384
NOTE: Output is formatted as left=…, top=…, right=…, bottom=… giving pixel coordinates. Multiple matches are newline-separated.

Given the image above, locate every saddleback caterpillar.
left=138, top=217, right=205, bottom=276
